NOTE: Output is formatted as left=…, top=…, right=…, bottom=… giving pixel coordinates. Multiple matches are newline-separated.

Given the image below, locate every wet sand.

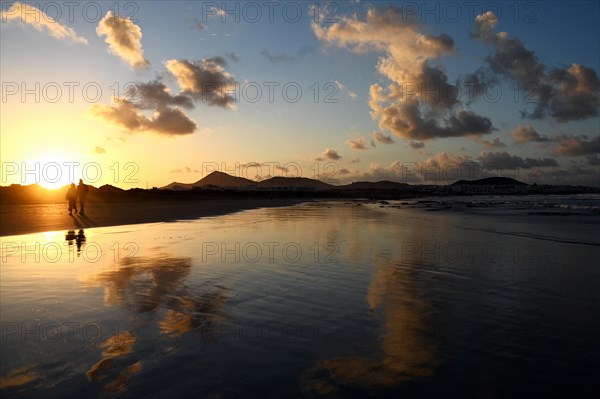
left=0, top=199, right=306, bottom=236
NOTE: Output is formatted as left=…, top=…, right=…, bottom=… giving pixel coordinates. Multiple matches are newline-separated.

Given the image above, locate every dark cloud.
left=373, top=131, right=394, bottom=144
left=553, top=135, right=600, bottom=156
left=524, top=165, right=599, bottom=186
left=133, top=81, right=194, bottom=110
left=165, top=58, right=237, bottom=108
left=472, top=12, right=600, bottom=123
left=91, top=102, right=197, bottom=136
left=93, top=55, right=238, bottom=136
left=372, top=96, right=493, bottom=140
left=478, top=151, right=558, bottom=170
left=150, top=107, right=198, bottom=135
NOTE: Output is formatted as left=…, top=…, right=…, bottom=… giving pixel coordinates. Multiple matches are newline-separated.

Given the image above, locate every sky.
left=1, top=0, right=599, bottom=189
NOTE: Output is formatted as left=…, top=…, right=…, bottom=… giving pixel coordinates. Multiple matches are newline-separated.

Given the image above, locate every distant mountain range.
left=162, top=172, right=527, bottom=191
left=162, top=171, right=335, bottom=190
left=3, top=173, right=598, bottom=204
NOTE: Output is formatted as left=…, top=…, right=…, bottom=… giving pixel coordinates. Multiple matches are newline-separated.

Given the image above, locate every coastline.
left=0, top=198, right=308, bottom=237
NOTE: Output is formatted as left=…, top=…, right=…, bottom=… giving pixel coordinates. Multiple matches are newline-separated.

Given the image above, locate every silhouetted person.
left=66, top=183, right=78, bottom=215
left=78, top=179, right=89, bottom=215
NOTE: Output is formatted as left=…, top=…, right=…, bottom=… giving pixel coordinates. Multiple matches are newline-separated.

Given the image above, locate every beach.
left=1, top=199, right=599, bottom=397
left=0, top=198, right=306, bottom=236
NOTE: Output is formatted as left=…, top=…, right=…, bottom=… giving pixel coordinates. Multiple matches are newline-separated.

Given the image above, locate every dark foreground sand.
left=0, top=199, right=306, bottom=236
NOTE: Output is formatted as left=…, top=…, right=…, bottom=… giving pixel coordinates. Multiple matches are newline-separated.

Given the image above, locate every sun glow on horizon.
left=21, top=153, right=82, bottom=189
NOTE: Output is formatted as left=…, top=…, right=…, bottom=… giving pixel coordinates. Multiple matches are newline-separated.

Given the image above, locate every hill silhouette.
left=258, top=176, right=333, bottom=190
left=162, top=171, right=256, bottom=190
left=451, top=177, right=528, bottom=186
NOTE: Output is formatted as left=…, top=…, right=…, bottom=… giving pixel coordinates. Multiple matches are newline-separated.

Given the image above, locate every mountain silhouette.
left=162, top=171, right=256, bottom=190
left=451, top=177, right=528, bottom=186
left=258, top=176, right=333, bottom=190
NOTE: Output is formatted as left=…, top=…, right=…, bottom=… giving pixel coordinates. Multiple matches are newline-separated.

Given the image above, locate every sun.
left=26, top=153, right=78, bottom=190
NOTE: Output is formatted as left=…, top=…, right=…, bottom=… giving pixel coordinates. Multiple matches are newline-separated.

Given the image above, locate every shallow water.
left=1, top=201, right=599, bottom=398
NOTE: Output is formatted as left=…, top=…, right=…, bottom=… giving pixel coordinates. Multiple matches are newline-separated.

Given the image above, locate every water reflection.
left=86, top=331, right=141, bottom=393
left=83, top=254, right=234, bottom=392
left=305, top=256, right=439, bottom=394
left=65, top=229, right=86, bottom=255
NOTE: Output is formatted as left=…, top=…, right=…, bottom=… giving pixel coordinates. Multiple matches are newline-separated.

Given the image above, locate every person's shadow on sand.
left=65, top=229, right=86, bottom=255
left=74, top=212, right=96, bottom=229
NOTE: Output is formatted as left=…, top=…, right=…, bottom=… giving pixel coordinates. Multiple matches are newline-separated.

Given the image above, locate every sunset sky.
left=1, top=1, right=599, bottom=188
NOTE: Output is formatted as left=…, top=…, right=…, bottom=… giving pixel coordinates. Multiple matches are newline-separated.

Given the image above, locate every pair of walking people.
left=66, top=179, right=89, bottom=216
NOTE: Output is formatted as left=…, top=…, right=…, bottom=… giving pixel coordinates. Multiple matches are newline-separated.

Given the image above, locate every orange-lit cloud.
left=91, top=101, right=197, bottom=136
left=346, top=138, right=368, bottom=150
left=1, top=2, right=87, bottom=44
left=97, top=11, right=149, bottom=69
left=511, top=125, right=551, bottom=144
left=313, top=6, right=493, bottom=140
left=315, top=148, right=342, bottom=161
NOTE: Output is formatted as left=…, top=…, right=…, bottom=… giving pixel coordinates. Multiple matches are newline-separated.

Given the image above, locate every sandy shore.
left=0, top=198, right=306, bottom=236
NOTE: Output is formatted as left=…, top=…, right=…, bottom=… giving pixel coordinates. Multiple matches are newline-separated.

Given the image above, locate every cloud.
left=476, top=137, right=506, bottom=148
left=191, top=17, right=207, bottom=30
left=92, top=55, right=237, bottom=136
left=472, top=12, right=599, bottom=123
left=133, top=81, right=194, bottom=110
left=553, top=135, right=600, bottom=157
left=93, top=146, right=106, bottom=154
left=370, top=91, right=493, bottom=140
left=224, top=52, right=240, bottom=63
left=313, top=6, right=494, bottom=140
left=97, top=11, right=149, bottom=69
left=409, top=140, right=425, bottom=149
left=511, top=125, right=551, bottom=144
left=260, top=46, right=314, bottom=64
left=373, top=131, right=394, bottom=144
left=346, top=138, right=369, bottom=150
left=170, top=166, right=199, bottom=173
left=478, top=151, right=558, bottom=170
left=91, top=79, right=199, bottom=136
left=325, top=148, right=594, bottom=185
left=1, top=2, right=87, bottom=44
left=333, top=80, right=358, bottom=100
left=91, top=101, right=197, bottom=136
left=350, top=158, right=360, bottom=164
left=316, top=148, right=342, bottom=161
left=165, top=58, right=237, bottom=108
left=524, top=165, right=599, bottom=186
